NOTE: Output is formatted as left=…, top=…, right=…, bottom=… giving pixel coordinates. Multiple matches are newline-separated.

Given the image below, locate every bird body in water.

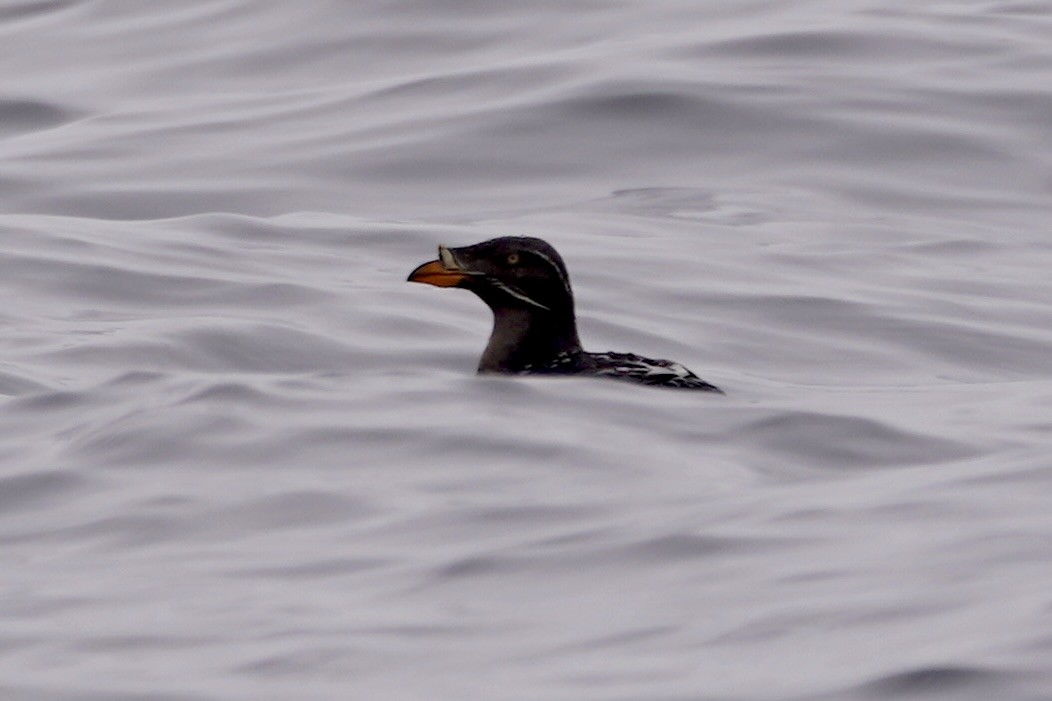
left=408, top=236, right=722, bottom=392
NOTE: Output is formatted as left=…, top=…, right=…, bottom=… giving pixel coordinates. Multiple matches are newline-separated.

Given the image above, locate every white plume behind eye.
left=528, top=249, right=572, bottom=297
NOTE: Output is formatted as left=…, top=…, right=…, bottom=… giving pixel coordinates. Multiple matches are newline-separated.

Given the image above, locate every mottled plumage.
left=408, top=236, right=722, bottom=393
left=525, top=351, right=722, bottom=391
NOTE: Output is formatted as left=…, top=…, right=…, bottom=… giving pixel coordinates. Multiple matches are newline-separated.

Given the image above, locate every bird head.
left=408, top=236, right=575, bottom=314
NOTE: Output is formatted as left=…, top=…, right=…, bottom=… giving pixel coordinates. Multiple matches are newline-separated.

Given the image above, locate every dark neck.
left=478, top=306, right=582, bottom=373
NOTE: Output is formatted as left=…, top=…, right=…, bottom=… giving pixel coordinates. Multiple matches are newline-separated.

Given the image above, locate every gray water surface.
left=3, top=2, right=1052, bottom=700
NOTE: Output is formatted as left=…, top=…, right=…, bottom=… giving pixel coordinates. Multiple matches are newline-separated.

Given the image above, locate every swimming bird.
left=408, top=236, right=722, bottom=392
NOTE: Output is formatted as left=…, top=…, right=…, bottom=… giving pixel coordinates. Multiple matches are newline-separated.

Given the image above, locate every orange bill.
left=407, top=259, right=468, bottom=287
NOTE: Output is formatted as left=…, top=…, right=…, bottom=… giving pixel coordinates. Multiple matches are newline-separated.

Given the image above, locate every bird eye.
left=507, top=253, right=520, bottom=265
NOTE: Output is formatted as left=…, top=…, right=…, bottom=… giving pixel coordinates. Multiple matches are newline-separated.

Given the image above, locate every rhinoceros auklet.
left=408, top=237, right=722, bottom=392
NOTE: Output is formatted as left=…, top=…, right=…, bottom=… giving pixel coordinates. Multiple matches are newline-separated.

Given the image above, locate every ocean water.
left=3, top=1, right=1052, bottom=699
